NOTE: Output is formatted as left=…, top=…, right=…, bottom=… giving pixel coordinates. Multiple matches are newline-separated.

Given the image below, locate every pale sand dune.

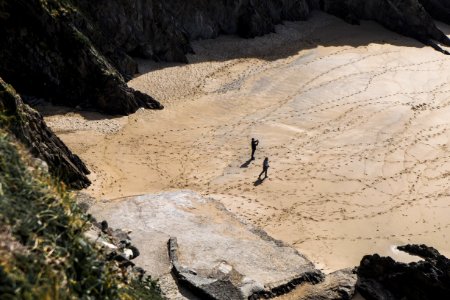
left=47, top=12, right=450, bottom=272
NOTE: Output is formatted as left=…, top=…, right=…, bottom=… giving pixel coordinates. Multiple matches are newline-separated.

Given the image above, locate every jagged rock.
left=0, top=78, right=90, bottom=188
left=356, top=244, right=450, bottom=300
left=299, top=268, right=357, bottom=300
left=317, top=0, right=450, bottom=53
left=0, top=0, right=162, bottom=114
left=419, top=0, right=450, bottom=24
left=74, top=0, right=192, bottom=65
left=2, top=0, right=450, bottom=116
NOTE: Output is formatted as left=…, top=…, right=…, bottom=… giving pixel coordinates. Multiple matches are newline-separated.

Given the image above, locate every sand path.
left=47, top=12, right=450, bottom=272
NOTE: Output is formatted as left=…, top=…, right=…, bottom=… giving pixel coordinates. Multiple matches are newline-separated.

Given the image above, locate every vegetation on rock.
left=0, top=77, right=90, bottom=189
left=0, top=131, right=162, bottom=299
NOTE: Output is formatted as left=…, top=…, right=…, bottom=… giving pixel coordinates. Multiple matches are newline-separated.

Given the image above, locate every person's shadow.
left=240, top=158, right=253, bottom=168
left=253, top=177, right=266, bottom=186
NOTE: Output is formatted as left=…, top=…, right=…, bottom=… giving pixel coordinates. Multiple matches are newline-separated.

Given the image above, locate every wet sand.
left=47, top=12, right=450, bottom=272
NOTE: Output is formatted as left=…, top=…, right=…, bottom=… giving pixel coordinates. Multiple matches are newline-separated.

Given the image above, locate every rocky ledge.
left=0, top=78, right=90, bottom=188
left=356, top=244, right=450, bottom=300
left=89, top=191, right=327, bottom=299
left=168, top=237, right=324, bottom=300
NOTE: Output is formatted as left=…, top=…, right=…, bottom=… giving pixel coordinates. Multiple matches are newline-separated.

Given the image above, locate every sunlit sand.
left=47, top=12, right=450, bottom=272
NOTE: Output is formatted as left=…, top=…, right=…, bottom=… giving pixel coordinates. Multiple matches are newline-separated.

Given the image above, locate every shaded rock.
left=74, top=0, right=192, bottom=64
left=101, top=220, right=109, bottom=233
left=356, top=244, right=450, bottom=300
left=318, top=0, right=450, bottom=53
left=2, top=0, right=450, bottom=117
left=237, top=4, right=276, bottom=38
left=0, top=0, right=162, bottom=115
left=129, top=245, right=140, bottom=259
left=0, top=78, right=90, bottom=189
left=419, top=0, right=450, bottom=24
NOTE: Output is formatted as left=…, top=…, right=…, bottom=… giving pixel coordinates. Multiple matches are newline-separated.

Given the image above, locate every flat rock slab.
left=90, top=191, right=321, bottom=299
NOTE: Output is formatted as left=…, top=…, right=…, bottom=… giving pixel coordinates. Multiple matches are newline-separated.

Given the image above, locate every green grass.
left=0, top=131, right=163, bottom=299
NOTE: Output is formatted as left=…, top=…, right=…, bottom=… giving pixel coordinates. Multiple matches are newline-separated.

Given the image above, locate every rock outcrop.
left=419, top=0, right=450, bottom=24
left=169, top=237, right=324, bottom=300
left=89, top=191, right=325, bottom=300
left=317, top=0, right=450, bottom=54
left=298, top=268, right=357, bottom=300
left=0, top=0, right=162, bottom=115
left=356, top=244, right=450, bottom=300
left=0, top=78, right=90, bottom=188
left=2, top=0, right=450, bottom=115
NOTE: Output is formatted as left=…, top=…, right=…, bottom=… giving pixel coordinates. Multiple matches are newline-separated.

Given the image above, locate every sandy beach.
left=45, top=12, right=450, bottom=273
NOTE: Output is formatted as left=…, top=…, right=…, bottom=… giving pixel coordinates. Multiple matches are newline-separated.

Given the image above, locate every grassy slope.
left=0, top=130, right=162, bottom=299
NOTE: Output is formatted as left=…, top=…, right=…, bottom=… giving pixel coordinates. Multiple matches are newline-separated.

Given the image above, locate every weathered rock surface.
left=0, top=78, right=90, bottom=188
left=0, top=0, right=162, bottom=114
left=169, top=237, right=324, bottom=300
left=419, top=0, right=450, bottom=24
left=89, top=191, right=324, bottom=299
left=356, top=244, right=450, bottom=300
left=83, top=219, right=151, bottom=286
left=297, top=268, right=357, bottom=300
left=2, top=0, right=450, bottom=115
left=317, top=0, right=450, bottom=54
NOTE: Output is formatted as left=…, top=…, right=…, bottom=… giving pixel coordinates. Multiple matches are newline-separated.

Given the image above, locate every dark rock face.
left=74, top=0, right=311, bottom=62
left=0, top=78, right=90, bottom=189
left=419, top=0, right=450, bottom=24
left=2, top=0, right=450, bottom=187
left=318, top=0, right=450, bottom=53
left=2, top=0, right=450, bottom=115
left=0, top=0, right=162, bottom=115
left=74, top=0, right=192, bottom=68
left=356, top=244, right=450, bottom=300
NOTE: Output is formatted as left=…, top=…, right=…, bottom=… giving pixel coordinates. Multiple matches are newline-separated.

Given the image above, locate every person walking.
left=259, top=157, right=269, bottom=180
left=251, top=138, right=259, bottom=160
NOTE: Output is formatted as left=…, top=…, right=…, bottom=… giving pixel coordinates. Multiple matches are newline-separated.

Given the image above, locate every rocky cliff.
left=318, top=0, right=450, bottom=53
left=0, top=78, right=90, bottom=188
left=0, top=0, right=162, bottom=115
left=2, top=0, right=450, bottom=115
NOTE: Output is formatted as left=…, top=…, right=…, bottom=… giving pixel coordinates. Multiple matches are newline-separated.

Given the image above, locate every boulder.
left=356, top=244, right=450, bottom=300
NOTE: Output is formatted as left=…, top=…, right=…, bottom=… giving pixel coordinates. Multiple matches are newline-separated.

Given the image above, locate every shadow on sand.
left=240, top=158, right=253, bottom=168
left=135, top=11, right=450, bottom=74
left=35, top=12, right=450, bottom=118
left=254, top=177, right=267, bottom=186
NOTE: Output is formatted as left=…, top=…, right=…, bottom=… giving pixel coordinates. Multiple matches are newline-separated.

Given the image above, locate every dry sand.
left=47, top=12, right=450, bottom=273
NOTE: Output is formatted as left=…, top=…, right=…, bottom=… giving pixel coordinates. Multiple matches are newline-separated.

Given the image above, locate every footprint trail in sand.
left=48, top=13, right=450, bottom=272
